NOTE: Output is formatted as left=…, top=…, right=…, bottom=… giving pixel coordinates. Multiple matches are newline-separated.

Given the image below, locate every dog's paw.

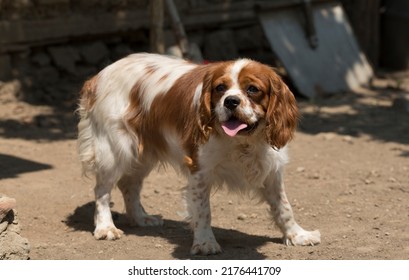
left=284, top=229, right=321, bottom=246
left=190, top=240, right=222, bottom=255
left=94, top=226, right=123, bottom=240
left=132, top=215, right=164, bottom=227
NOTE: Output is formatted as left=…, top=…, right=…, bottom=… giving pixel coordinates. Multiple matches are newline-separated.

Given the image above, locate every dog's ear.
left=265, top=72, right=299, bottom=149
left=196, top=72, right=213, bottom=144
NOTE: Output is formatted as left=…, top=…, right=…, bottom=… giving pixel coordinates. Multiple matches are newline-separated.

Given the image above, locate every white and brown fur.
left=77, top=53, right=320, bottom=255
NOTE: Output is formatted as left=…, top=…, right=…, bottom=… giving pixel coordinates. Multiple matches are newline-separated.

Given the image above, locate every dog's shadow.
left=65, top=202, right=282, bottom=259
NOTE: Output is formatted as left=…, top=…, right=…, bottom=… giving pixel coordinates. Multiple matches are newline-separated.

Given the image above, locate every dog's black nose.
left=224, top=96, right=241, bottom=110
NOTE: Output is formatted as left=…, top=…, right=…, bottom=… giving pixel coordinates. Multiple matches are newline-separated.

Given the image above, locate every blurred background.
left=0, top=0, right=408, bottom=105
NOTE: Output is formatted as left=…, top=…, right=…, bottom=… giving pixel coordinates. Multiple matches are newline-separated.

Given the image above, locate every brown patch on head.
left=238, top=61, right=299, bottom=148
left=79, top=74, right=99, bottom=112
left=235, top=61, right=273, bottom=124
left=199, top=61, right=235, bottom=135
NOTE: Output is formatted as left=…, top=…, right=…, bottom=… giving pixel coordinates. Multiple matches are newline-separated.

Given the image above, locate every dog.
left=77, top=53, right=320, bottom=255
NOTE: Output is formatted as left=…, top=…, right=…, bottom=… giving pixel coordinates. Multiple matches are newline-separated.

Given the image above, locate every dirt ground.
left=0, top=74, right=408, bottom=260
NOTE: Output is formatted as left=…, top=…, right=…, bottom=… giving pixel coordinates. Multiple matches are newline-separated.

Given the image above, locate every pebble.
left=321, top=132, right=336, bottom=140
left=0, top=222, right=8, bottom=234
left=0, top=196, right=16, bottom=221
left=237, top=214, right=247, bottom=220
left=388, top=177, right=397, bottom=183
left=342, top=136, right=354, bottom=144
left=296, top=167, right=305, bottom=172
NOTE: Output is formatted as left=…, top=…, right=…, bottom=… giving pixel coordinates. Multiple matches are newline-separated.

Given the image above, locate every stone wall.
left=0, top=195, right=30, bottom=260
left=0, top=0, right=275, bottom=105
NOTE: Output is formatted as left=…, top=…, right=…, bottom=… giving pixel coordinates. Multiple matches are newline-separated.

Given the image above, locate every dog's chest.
left=210, top=143, right=272, bottom=189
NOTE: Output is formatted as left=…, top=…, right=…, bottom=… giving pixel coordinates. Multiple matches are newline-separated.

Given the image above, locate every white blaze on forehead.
left=223, top=59, right=251, bottom=98
left=229, top=59, right=251, bottom=89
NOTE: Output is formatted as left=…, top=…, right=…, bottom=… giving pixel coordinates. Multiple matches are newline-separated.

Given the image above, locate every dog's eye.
left=247, top=85, right=259, bottom=94
left=215, top=84, right=226, bottom=93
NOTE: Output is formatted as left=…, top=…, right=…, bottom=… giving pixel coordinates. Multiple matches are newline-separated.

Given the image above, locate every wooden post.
left=165, top=0, right=190, bottom=58
left=340, top=0, right=380, bottom=68
left=150, top=0, right=165, bottom=54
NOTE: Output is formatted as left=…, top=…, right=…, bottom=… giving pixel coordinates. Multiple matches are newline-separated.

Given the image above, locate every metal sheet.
left=259, top=2, right=373, bottom=98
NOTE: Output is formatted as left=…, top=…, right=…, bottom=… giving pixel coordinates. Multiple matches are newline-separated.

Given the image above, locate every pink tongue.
left=221, top=119, right=248, bottom=137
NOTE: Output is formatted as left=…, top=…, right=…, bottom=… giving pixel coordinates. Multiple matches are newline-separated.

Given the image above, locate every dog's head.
left=198, top=59, right=299, bottom=149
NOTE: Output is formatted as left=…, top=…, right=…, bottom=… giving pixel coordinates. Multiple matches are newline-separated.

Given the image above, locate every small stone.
left=342, top=136, right=354, bottom=144
left=79, top=42, right=110, bottom=65
left=47, top=46, right=80, bottom=74
left=337, top=126, right=346, bottom=133
left=228, top=200, right=233, bottom=205
left=392, top=93, right=409, bottom=113
left=321, top=132, right=336, bottom=140
left=312, top=173, right=320, bottom=179
left=31, top=52, right=51, bottom=66
left=250, top=213, right=258, bottom=219
left=0, top=196, right=16, bottom=221
left=237, top=214, right=247, bottom=220
left=296, top=167, right=305, bottom=172
left=388, top=177, right=397, bottom=183
left=385, top=232, right=390, bottom=236
left=155, top=244, right=163, bottom=248
left=0, top=221, right=8, bottom=234
left=364, top=179, right=372, bottom=185
left=346, top=214, right=352, bottom=218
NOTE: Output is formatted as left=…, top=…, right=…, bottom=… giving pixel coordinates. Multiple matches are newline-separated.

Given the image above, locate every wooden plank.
left=150, top=0, right=165, bottom=54
left=0, top=0, right=335, bottom=52
left=259, top=2, right=373, bottom=98
left=341, top=0, right=380, bottom=67
left=0, top=11, right=149, bottom=46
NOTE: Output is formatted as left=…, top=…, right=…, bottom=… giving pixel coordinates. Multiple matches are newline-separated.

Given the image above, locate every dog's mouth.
left=221, top=117, right=258, bottom=137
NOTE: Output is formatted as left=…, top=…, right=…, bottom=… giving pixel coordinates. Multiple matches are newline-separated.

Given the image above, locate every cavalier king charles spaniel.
left=77, top=53, right=320, bottom=255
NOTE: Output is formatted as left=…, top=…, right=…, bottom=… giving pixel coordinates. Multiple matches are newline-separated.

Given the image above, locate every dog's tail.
left=77, top=75, right=99, bottom=176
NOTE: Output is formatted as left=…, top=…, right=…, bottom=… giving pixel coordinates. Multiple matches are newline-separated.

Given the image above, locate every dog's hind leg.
left=117, top=166, right=164, bottom=227
left=94, top=169, right=124, bottom=240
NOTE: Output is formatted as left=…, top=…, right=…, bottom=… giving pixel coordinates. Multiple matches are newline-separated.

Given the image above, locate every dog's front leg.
left=185, top=173, right=222, bottom=255
left=263, top=169, right=321, bottom=246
